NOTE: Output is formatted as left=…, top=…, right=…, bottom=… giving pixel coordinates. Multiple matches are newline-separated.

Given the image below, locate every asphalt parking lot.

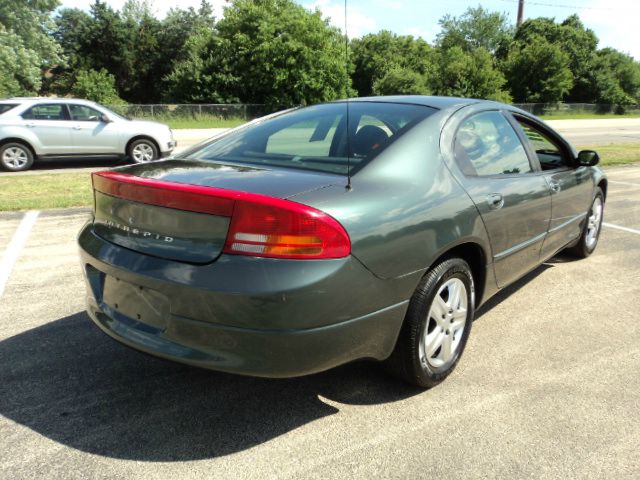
left=0, top=166, right=639, bottom=479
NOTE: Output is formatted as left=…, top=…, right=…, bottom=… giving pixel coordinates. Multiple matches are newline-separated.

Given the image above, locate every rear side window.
left=22, top=104, right=68, bottom=121
left=266, top=115, right=341, bottom=157
left=69, top=104, right=103, bottom=121
left=454, top=111, right=532, bottom=176
left=184, top=102, right=437, bottom=175
left=0, top=104, right=18, bottom=115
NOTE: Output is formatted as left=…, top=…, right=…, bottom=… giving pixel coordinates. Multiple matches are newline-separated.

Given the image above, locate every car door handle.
left=26, top=122, right=36, bottom=128
left=549, top=181, right=561, bottom=193
left=486, top=193, right=504, bottom=210
left=72, top=125, right=82, bottom=130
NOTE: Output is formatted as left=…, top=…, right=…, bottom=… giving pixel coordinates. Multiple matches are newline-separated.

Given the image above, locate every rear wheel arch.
left=0, top=137, right=36, bottom=157
left=428, top=242, right=488, bottom=307
left=386, top=256, right=476, bottom=387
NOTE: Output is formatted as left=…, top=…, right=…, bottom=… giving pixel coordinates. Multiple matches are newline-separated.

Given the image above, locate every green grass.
left=540, top=112, right=640, bottom=120
left=146, top=116, right=248, bottom=129
left=144, top=112, right=640, bottom=126
left=1, top=143, right=638, bottom=212
left=577, top=143, right=640, bottom=167
left=0, top=172, right=93, bottom=211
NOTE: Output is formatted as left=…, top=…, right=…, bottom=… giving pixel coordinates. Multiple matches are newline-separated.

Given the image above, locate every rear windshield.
left=0, top=104, right=19, bottom=115
left=181, top=102, right=437, bottom=175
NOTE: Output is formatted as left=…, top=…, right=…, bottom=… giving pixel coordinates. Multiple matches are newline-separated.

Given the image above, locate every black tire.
left=385, top=258, right=475, bottom=388
left=0, top=142, right=34, bottom=172
left=566, top=187, right=604, bottom=258
left=127, top=138, right=159, bottom=164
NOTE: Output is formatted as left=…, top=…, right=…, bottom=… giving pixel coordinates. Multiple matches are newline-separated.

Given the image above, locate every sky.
left=59, top=0, right=639, bottom=60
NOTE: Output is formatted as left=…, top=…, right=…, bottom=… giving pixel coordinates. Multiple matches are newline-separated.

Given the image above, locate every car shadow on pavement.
left=0, top=312, right=422, bottom=461
left=31, top=157, right=125, bottom=171
left=475, top=262, right=554, bottom=320
left=542, top=252, right=582, bottom=264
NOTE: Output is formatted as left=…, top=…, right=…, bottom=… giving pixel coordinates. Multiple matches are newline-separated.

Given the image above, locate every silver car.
left=0, top=98, right=176, bottom=171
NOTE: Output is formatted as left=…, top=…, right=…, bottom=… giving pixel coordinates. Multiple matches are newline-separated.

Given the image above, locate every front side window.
left=69, top=104, right=102, bottom=121
left=454, top=111, right=532, bottom=176
left=183, top=102, right=437, bottom=175
left=21, top=104, right=68, bottom=121
left=514, top=118, right=569, bottom=170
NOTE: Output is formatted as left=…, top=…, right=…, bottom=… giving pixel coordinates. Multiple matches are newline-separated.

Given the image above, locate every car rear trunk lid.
left=91, top=160, right=340, bottom=263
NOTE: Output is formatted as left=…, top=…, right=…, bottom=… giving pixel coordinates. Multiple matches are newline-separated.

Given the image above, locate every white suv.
left=0, top=98, right=176, bottom=171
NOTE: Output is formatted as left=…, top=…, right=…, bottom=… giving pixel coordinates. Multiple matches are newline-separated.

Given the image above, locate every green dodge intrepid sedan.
left=78, top=96, right=606, bottom=388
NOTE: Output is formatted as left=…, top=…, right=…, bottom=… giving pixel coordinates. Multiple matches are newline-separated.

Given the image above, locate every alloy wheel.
left=419, top=278, right=468, bottom=369
left=2, top=146, right=29, bottom=169
left=586, top=196, right=603, bottom=249
left=132, top=143, right=155, bottom=162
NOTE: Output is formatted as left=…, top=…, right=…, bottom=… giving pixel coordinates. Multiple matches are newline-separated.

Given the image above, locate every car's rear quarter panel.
left=0, top=121, right=44, bottom=155
left=292, top=113, right=494, bottom=296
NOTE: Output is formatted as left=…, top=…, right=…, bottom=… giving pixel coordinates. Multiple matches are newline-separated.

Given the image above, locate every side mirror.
left=577, top=150, right=600, bottom=167
left=100, top=115, right=112, bottom=123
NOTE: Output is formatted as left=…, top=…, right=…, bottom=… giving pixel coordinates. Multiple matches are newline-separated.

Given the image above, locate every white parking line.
left=0, top=210, right=40, bottom=299
left=608, top=180, right=640, bottom=187
left=603, top=222, right=640, bottom=236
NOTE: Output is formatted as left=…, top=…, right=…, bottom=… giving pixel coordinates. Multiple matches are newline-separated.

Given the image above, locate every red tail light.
left=92, top=171, right=351, bottom=259
left=223, top=199, right=350, bottom=259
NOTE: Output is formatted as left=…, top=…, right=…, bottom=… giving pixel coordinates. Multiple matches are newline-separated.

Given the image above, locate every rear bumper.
left=78, top=223, right=413, bottom=377
left=86, top=295, right=408, bottom=378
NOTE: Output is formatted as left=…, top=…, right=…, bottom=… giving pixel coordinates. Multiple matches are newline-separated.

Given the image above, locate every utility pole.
left=517, top=0, right=525, bottom=27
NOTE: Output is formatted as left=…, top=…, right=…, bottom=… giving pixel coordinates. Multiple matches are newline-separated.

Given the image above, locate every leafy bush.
left=71, top=69, right=124, bottom=104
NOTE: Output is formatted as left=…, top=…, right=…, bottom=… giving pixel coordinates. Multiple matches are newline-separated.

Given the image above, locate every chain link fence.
left=512, top=103, right=640, bottom=116
left=105, top=103, right=278, bottom=122
left=104, top=102, right=640, bottom=124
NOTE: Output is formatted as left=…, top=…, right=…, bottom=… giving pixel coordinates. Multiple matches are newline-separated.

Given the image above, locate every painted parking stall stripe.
left=609, top=180, right=640, bottom=187
left=603, top=222, right=640, bottom=236
left=0, top=210, right=39, bottom=299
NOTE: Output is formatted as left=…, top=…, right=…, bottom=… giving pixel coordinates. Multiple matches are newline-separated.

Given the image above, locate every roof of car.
left=344, top=95, right=483, bottom=110
left=0, top=97, right=99, bottom=105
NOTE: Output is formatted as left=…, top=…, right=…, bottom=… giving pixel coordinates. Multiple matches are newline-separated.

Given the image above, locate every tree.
left=590, top=49, right=640, bottom=111
left=0, top=29, right=40, bottom=96
left=372, top=67, right=430, bottom=96
left=437, top=6, right=513, bottom=55
left=160, top=3, right=224, bottom=102
left=52, top=1, right=218, bottom=103
left=162, top=28, right=236, bottom=103
left=351, top=31, right=434, bottom=97
left=512, top=15, right=598, bottom=102
left=166, top=0, right=349, bottom=107
left=160, top=1, right=216, bottom=68
left=432, top=46, right=511, bottom=102
left=504, top=36, right=573, bottom=103
left=52, top=2, right=137, bottom=99
left=0, top=0, right=62, bottom=95
left=221, top=0, right=348, bottom=107
left=71, top=68, right=124, bottom=104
